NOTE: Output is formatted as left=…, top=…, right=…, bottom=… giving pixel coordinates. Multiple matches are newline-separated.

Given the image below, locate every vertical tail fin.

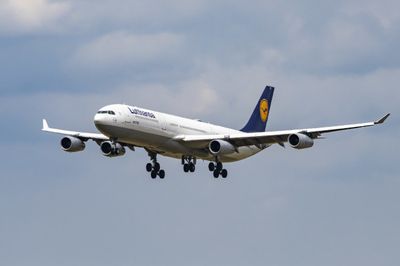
left=240, top=85, right=274, bottom=132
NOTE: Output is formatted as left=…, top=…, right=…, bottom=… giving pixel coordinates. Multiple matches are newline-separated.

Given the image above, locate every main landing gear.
left=146, top=152, right=165, bottom=179
left=182, top=156, right=196, bottom=173
left=208, top=161, right=228, bottom=178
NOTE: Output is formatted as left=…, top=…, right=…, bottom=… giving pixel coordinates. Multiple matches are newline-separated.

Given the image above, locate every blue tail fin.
left=240, top=85, right=274, bottom=132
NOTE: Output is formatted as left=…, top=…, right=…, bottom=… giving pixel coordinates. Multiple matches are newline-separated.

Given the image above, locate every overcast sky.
left=0, top=0, right=399, bottom=265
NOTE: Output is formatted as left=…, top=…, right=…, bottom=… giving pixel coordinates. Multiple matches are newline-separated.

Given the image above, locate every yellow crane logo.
left=259, top=99, right=269, bottom=122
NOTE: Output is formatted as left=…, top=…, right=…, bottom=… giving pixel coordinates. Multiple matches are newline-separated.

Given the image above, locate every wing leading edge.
left=42, top=119, right=108, bottom=141
left=175, top=113, right=390, bottom=147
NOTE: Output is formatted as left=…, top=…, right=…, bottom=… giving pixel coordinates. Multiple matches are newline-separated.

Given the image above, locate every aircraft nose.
left=94, top=113, right=102, bottom=124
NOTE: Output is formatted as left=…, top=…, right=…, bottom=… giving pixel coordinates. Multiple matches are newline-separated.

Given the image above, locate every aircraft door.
left=159, top=114, right=167, bottom=131
left=112, top=112, right=119, bottom=123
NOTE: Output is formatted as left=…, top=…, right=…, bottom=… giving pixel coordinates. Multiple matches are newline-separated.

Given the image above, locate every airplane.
left=42, top=86, right=390, bottom=179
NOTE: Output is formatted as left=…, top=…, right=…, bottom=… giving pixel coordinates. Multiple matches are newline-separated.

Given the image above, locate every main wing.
left=42, top=119, right=108, bottom=141
left=174, top=113, right=390, bottom=147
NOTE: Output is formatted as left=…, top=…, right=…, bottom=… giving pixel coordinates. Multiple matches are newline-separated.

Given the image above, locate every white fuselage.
left=93, top=104, right=265, bottom=162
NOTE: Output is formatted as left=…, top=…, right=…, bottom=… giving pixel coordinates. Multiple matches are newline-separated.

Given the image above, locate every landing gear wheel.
left=221, top=169, right=228, bottom=178
left=213, top=170, right=220, bottom=178
left=189, top=163, right=195, bottom=172
left=159, top=170, right=165, bottom=179
left=154, top=162, right=161, bottom=172
left=182, top=156, right=197, bottom=173
left=216, top=162, right=223, bottom=172
left=210, top=160, right=228, bottom=179
left=147, top=152, right=166, bottom=179
left=151, top=171, right=157, bottom=179
left=183, top=164, right=189, bottom=172
left=146, top=163, right=152, bottom=172
left=208, top=162, right=215, bottom=172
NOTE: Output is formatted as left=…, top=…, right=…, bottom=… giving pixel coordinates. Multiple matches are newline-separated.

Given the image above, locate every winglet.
left=374, top=113, right=390, bottom=124
left=42, top=119, right=49, bottom=130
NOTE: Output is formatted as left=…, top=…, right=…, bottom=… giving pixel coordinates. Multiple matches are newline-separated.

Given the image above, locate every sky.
left=0, top=0, right=399, bottom=265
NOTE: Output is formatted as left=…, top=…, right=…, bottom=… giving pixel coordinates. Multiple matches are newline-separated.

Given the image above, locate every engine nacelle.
left=288, top=133, right=314, bottom=149
left=61, top=136, right=85, bottom=152
left=209, top=139, right=236, bottom=155
left=100, top=141, right=126, bottom=157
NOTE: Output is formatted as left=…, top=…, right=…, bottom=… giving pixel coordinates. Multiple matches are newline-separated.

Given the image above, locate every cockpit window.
left=97, top=110, right=115, bottom=115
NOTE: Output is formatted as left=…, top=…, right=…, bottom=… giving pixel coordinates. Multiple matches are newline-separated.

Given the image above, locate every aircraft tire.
left=183, top=164, right=189, bottom=172
left=151, top=171, right=157, bottom=179
left=154, top=162, right=161, bottom=172
left=146, top=163, right=153, bottom=172
left=208, top=162, right=215, bottom=171
left=159, top=170, right=165, bottom=179
left=213, top=170, right=219, bottom=178
left=189, top=163, right=195, bottom=172
left=221, top=169, right=228, bottom=178
left=216, top=162, right=223, bottom=172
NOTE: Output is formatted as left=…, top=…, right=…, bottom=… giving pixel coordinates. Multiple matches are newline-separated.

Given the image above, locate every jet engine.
left=60, top=136, right=85, bottom=152
left=208, top=140, right=236, bottom=155
left=288, top=133, right=314, bottom=149
left=100, top=141, right=126, bottom=157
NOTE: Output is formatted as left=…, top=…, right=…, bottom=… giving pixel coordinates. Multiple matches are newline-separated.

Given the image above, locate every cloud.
left=344, top=0, right=400, bottom=30
left=194, top=0, right=400, bottom=75
left=64, top=0, right=208, bottom=31
left=1, top=1, right=400, bottom=265
left=118, top=79, right=220, bottom=116
left=72, top=31, right=184, bottom=69
left=0, top=0, right=70, bottom=34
